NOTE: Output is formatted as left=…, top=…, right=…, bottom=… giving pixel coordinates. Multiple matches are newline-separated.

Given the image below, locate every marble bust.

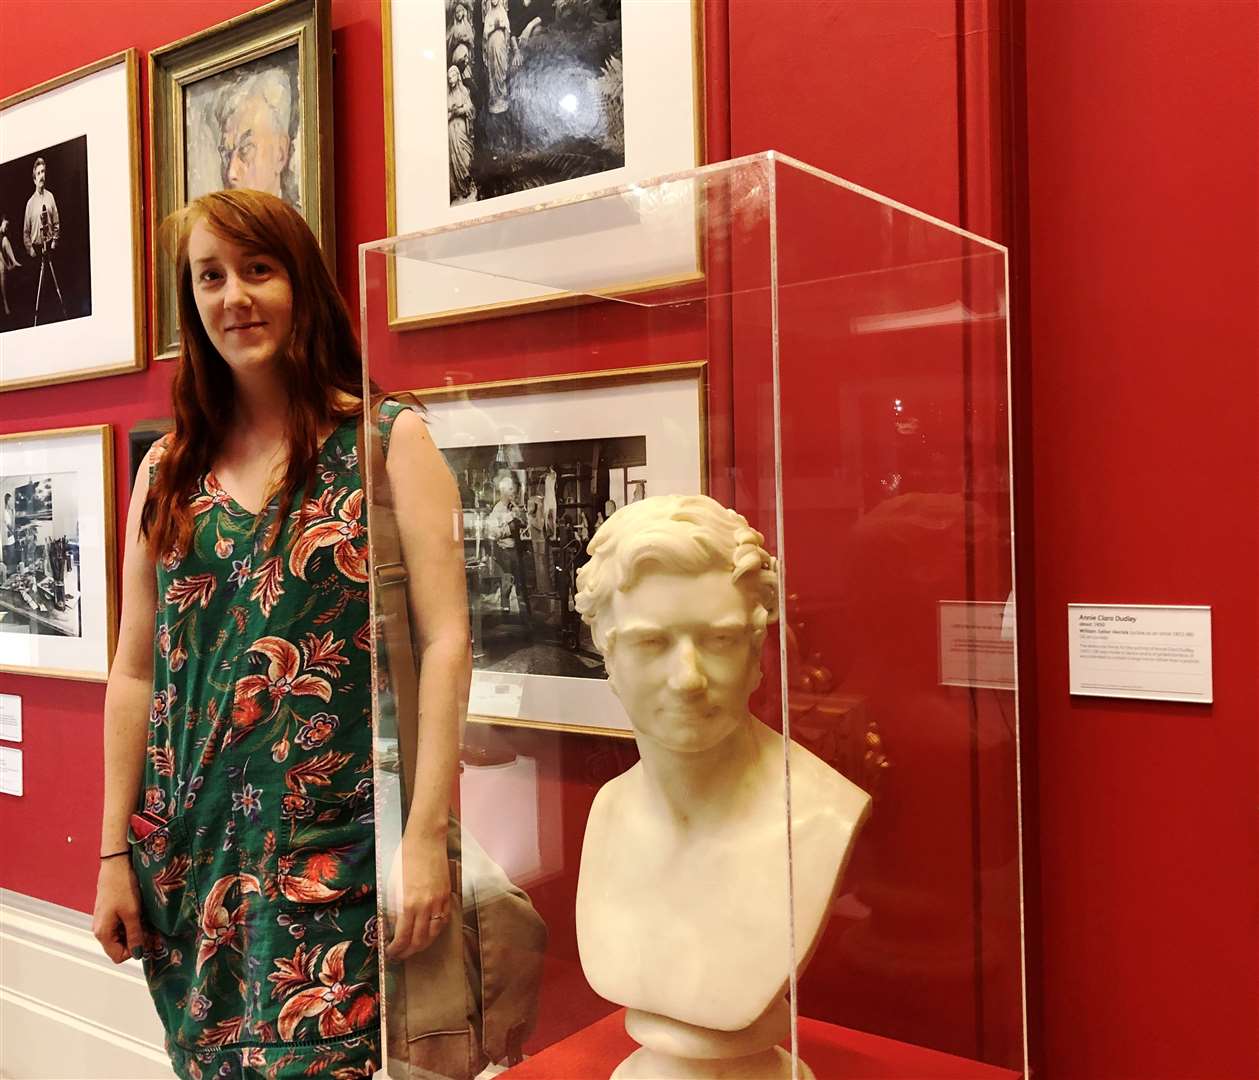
left=573, top=495, right=872, bottom=1079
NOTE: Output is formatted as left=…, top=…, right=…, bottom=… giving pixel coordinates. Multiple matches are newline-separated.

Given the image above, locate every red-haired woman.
left=91, top=189, right=470, bottom=1079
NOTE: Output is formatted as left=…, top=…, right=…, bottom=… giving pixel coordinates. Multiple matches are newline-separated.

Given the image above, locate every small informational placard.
left=1068, top=604, right=1212, bottom=703
left=468, top=674, right=525, bottom=720
left=938, top=601, right=1016, bottom=690
left=0, top=746, right=23, bottom=797
left=0, top=694, right=21, bottom=743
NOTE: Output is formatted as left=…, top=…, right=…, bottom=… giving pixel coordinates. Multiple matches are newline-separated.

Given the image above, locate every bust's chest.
left=577, top=801, right=794, bottom=1031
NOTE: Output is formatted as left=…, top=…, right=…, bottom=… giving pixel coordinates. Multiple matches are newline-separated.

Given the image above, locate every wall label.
left=0, top=746, right=22, bottom=797
left=0, top=694, right=21, bottom=743
left=938, top=600, right=1016, bottom=690
left=1068, top=604, right=1212, bottom=703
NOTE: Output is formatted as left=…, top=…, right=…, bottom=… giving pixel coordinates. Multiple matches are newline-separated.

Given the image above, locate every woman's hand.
left=385, top=830, right=453, bottom=960
left=92, top=858, right=144, bottom=964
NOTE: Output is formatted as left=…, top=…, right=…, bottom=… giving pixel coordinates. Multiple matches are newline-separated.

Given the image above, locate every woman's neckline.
left=207, top=415, right=355, bottom=518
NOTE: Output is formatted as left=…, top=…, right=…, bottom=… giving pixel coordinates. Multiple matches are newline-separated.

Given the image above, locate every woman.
left=91, top=189, right=470, bottom=1079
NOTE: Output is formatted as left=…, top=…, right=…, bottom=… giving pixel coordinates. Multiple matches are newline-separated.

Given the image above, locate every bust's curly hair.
left=574, top=494, right=779, bottom=653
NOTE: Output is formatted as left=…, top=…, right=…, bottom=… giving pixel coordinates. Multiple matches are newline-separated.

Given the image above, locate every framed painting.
left=0, top=51, right=144, bottom=392
left=150, top=0, right=334, bottom=359
left=382, top=0, right=704, bottom=328
left=0, top=425, right=117, bottom=681
left=413, top=361, right=707, bottom=736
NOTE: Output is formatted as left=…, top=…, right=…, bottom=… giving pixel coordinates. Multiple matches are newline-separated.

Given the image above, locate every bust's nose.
left=667, top=638, right=707, bottom=694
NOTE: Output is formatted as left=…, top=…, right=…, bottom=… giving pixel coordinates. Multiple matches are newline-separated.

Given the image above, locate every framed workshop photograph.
left=150, top=0, right=333, bottom=358
left=0, top=425, right=116, bottom=681
left=382, top=0, right=704, bottom=328
left=414, top=361, right=707, bottom=736
left=0, top=50, right=144, bottom=392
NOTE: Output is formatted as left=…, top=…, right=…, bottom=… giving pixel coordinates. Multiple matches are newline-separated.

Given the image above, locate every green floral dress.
left=130, top=403, right=409, bottom=1080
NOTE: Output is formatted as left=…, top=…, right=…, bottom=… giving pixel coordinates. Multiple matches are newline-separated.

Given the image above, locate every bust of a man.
left=573, top=495, right=871, bottom=1078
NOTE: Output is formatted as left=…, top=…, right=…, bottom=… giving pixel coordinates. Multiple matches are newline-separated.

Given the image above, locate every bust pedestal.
left=610, top=1003, right=814, bottom=1080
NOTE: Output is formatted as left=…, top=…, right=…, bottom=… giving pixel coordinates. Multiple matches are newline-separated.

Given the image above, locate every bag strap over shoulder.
left=359, top=398, right=481, bottom=1080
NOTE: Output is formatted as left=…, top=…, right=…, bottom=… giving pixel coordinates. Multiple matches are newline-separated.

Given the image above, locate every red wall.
left=1022, top=3, right=1259, bottom=1078
left=4, top=1, right=1258, bottom=1077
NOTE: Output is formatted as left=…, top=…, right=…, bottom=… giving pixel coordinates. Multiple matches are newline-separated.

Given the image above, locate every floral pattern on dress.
left=129, top=404, right=409, bottom=1079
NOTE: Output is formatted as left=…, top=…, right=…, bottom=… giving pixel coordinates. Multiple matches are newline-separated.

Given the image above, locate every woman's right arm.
left=92, top=446, right=160, bottom=963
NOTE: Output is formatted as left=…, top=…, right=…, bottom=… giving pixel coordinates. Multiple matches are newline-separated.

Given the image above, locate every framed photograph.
left=0, top=426, right=117, bottom=681
left=150, top=0, right=333, bottom=358
left=413, top=361, right=707, bottom=736
left=382, top=0, right=704, bottom=328
left=127, top=418, right=173, bottom=490
left=0, top=51, right=144, bottom=392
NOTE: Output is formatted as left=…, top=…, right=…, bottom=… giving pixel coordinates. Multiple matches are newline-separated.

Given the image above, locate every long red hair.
left=142, top=190, right=372, bottom=557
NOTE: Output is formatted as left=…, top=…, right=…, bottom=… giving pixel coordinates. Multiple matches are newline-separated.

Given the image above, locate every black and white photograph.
left=416, top=362, right=705, bottom=733
left=0, top=472, right=82, bottom=639
left=449, top=434, right=648, bottom=679
left=445, top=0, right=625, bottom=206
left=384, top=0, right=700, bottom=327
left=0, top=425, right=114, bottom=680
left=0, top=50, right=144, bottom=392
left=183, top=46, right=304, bottom=210
left=0, top=135, right=93, bottom=336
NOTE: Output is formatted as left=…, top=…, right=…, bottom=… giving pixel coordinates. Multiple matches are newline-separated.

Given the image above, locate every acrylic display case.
left=361, top=152, right=1023, bottom=1079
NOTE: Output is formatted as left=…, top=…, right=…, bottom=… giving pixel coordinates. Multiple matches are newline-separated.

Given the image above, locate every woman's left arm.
left=382, top=407, right=471, bottom=960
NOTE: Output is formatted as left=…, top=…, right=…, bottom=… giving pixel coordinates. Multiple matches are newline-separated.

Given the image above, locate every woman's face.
left=188, top=218, right=294, bottom=375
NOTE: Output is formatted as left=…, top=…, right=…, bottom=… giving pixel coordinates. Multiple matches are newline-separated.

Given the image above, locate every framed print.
left=150, top=0, right=333, bottom=358
left=415, top=361, right=707, bottom=736
left=127, top=418, right=173, bottom=490
left=0, top=51, right=144, bottom=392
left=0, top=425, right=116, bottom=681
left=382, top=0, right=704, bottom=328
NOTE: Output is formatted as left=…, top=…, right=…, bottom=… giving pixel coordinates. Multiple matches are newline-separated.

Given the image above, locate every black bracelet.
left=100, top=849, right=130, bottom=860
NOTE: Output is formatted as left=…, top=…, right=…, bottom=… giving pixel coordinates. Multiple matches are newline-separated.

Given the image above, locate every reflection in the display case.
left=376, top=732, right=549, bottom=1078
left=461, top=728, right=563, bottom=889
left=851, top=297, right=1006, bottom=336
left=797, top=489, right=1020, bottom=1062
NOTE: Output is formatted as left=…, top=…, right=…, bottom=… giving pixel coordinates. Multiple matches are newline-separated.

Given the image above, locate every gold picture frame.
left=0, top=425, right=117, bottom=681
left=0, top=51, right=145, bottom=392
left=149, top=0, right=334, bottom=360
left=381, top=0, right=706, bottom=330
left=404, top=360, right=708, bottom=737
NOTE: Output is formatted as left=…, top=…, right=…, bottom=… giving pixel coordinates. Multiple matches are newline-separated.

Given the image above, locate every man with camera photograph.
left=22, top=157, right=60, bottom=258
left=20, top=155, right=67, bottom=324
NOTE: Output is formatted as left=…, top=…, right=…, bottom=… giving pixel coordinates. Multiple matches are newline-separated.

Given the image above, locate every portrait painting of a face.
left=183, top=46, right=303, bottom=210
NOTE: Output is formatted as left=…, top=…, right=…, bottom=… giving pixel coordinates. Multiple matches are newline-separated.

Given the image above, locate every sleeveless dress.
left=130, top=402, right=410, bottom=1080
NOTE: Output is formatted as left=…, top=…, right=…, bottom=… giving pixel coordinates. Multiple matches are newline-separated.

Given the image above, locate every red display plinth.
left=504, top=1010, right=1021, bottom=1079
